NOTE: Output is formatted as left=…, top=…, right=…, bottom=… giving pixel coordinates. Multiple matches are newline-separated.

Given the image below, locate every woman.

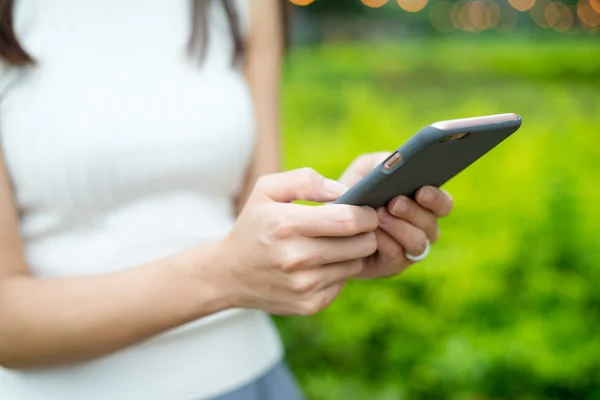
left=0, top=0, right=453, bottom=399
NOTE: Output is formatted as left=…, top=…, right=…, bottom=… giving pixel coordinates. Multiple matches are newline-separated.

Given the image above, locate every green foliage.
left=277, top=39, right=600, bottom=399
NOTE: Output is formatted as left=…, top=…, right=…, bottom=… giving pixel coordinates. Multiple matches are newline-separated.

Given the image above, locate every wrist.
left=168, top=241, right=239, bottom=320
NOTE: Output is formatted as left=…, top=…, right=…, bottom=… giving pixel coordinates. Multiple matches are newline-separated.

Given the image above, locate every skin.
left=0, top=1, right=452, bottom=370
left=338, top=153, right=453, bottom=279
left=235, top=0, right=284, bottom=214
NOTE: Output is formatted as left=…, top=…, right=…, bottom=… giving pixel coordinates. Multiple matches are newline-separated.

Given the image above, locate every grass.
left=276, top=38, right=600, bottom=400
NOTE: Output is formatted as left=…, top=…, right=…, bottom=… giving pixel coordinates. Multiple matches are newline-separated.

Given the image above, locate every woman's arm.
left=235, top=0, right=285, bottom=214
left=0, top=152, right=378, bottom=369
left=0, top=151, right=231, bottom=369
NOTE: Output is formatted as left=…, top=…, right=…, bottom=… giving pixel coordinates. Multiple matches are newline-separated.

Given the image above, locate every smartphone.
left=333, top=113, right=522, bottom=207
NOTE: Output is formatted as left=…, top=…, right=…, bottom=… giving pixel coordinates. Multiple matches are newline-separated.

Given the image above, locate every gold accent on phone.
left=383, top=152, right=402, bottom=171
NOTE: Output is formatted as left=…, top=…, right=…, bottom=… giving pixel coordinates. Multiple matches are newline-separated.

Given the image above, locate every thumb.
left=251, top=168, right=348, bottom=204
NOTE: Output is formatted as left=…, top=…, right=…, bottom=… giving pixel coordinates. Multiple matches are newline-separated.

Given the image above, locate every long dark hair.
left=0, top=0, right=286, bottom=67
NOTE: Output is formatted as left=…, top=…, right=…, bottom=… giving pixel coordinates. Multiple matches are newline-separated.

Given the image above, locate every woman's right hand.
left=215, top=168, right=379, bottom=316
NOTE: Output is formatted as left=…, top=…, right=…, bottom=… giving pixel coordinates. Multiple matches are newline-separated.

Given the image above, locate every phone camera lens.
left=383, top=152, right=403, bottom=171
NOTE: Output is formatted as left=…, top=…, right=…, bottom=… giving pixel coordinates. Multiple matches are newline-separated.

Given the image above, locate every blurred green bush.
left=277, top=39, right=600, bottom=400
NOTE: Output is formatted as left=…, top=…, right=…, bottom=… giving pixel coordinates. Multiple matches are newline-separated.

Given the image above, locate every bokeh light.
left=488, top=0, right=502, bottom=28
left=530, top=0, right=551, bottom=27
left=397, top=0, right=428, bottom=12
left=284, top=0, right=599, bottom=35
left=361, top=0, right=389, bottom=7
left=545, top=2, right=562, bottom=26
left=508, top=0, right=536, bottom=11
left=449, top=0, right=499, bottom=32
left=577, top=0, right=600, bottom=27
left=460, top=1, right=480, bottom=31
left=430, top=1, right=455, bottom=32
left=451, top=1, right=464, bottom=29
left=557, top=3, right=575, bottom=30
left=472, top=1, right=494, bottom=30
left=567, top=7, right=584, bottom=33
left=497, top=1, right=519, bottom=29
left=288, top=0, right=315, bottom=5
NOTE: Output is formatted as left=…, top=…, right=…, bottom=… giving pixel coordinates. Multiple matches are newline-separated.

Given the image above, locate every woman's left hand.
left=338, top=152, right=454, bottom=279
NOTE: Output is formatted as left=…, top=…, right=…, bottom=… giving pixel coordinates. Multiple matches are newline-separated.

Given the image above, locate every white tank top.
left=0, top=1, right=283, bottom=399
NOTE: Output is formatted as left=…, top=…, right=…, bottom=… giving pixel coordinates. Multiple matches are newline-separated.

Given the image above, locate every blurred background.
left=275, top=1, right=600, bottom=399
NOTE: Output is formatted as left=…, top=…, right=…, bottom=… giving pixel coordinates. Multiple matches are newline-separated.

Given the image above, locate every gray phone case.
left=333, top=116, right=522, bottom=208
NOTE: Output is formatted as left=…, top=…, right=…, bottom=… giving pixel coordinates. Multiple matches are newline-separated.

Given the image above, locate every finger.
left=296, top=281, right=346, bottom=316
left=361, top=228, right=412, bottom=278
left=415, top=186, right=453, bottom=217
left=316, top=233, right=378, bottom=265
left=387, top=196, right=440, bottom=242
left=314, top=259, right=364, bottom=290
left=283, top=232, right=377, bottom=271
left=378, top=208, right=429, bottom=258
left=252, top=168, right=348, bottom=204
left=338, top=152, right=391, bottom=188
left=318, top=281, right=345, bottom=304
left=355, top=229, right=412, bottom=279
left=288, top=261, right=359, bottom=296
left=291, top=204, right=379, bottom=238
left=374, top=228, right=403, bottom=263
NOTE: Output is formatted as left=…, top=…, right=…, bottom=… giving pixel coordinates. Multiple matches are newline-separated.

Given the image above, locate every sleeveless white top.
left=0, top=1, right=283, bottom=399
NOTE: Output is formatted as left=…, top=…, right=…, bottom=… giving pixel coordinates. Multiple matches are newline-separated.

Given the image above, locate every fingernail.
left=323, top=179, right=348, bottom=197
left=420, top=187, right=434, bottom=204
left=377, top=208, right=390, bottom=225
left=441, top=189, right=453, bottom=202
left=393, top=197, right=408, bottom=214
